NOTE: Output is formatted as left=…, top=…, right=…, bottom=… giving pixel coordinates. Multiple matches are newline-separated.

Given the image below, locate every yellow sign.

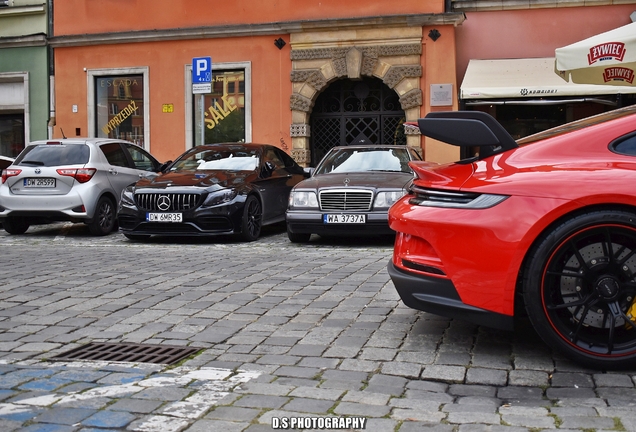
left=162, top=104, right=174, bottom=113
left=101, top=100, right=138, bottom=135
left=204, top=95, right=237, bottom=130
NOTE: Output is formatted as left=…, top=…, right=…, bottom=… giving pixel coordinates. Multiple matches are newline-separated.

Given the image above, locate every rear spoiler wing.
left=407, top=111, right=518, bottom=160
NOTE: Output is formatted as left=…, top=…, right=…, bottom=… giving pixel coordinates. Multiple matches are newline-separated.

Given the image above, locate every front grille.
left=135, top=193, right=202, bottom=212
left=117, top=215, right=138, bottom=229
left=197, top=216, right=233, bottom=231
left=319, top=189, right=373, bottom=211
left=138, top=223, right=201, bottom=233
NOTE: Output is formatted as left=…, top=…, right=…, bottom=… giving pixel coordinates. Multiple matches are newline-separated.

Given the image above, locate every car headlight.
left=120, top=185, right=136, bottom=206
left=289, top=191, right=318, bottom=209
left=202, top=189, right=238, bottom=207
left=373, top=190, right=406, bottom=209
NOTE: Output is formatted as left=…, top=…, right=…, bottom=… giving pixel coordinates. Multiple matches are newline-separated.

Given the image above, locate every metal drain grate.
left=51, top=343, right=200, bottom=365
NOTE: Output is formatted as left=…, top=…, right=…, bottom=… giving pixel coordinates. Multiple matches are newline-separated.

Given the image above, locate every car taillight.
left=56, top=168, right=97, bottom=183
left=1, top=169, right=21, bottom=184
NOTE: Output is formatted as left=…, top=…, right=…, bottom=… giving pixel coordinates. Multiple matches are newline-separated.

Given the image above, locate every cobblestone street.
left=0, top=223, right=635, bottom=431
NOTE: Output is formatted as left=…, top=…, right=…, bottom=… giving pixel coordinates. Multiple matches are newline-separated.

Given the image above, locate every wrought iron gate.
left=310, top=77, right=406, bottom=165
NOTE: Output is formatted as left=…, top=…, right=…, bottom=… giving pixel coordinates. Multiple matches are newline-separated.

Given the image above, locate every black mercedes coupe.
left=117, top=143, right=308, bottom=241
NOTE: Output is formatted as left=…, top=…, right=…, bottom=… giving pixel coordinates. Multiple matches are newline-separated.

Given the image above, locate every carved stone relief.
left=290, top=94, right=313, bottom=112
left=291, top=148, right=311, bottom=164
left=290, top=123, right=310, bottom=137
left=290, top=70, right=327, bottom=92
left=289, top=42, right=424, bottom=165
left=383, top=65, right=423, bottom=89
left=399, top=89, right=423, bottom=110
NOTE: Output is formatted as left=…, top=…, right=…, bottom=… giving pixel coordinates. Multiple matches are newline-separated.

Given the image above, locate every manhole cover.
left=51, top=343, right=201, bottom=365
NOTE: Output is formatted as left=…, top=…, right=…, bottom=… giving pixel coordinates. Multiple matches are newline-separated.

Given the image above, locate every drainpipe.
left=445, top=0, right=452, bottom=13
left=47, top=0, right=55, bottom=139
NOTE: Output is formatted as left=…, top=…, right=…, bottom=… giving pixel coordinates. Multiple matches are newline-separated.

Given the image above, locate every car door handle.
left=109, top=168, right=118, bottom=175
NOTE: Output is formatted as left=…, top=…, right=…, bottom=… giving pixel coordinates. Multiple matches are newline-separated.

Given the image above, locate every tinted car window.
left=611, top=133, right=636, bottom=156
left=100, top=143, right=130, bottom=168
left=15, top=144, right=90, bottom=167
left=274, top=148, right=304, bottom=174
left=263, top=147, right=285, bottom=168
left=124, top=143, right=157, bottom=171
left=315, top=148, right=413, bottom=175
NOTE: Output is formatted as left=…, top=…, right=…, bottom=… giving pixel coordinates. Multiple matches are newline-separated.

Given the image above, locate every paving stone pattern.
left=0, top=223, right=635, bottom=431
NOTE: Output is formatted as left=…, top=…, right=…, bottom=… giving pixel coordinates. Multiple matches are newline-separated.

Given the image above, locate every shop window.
left=95, top=75, right=145, bottom=147
left=194, top=69, right=246, bottom=145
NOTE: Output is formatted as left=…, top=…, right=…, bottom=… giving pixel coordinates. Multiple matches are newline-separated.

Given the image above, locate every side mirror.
left=303, top=167, right=315, bottom=178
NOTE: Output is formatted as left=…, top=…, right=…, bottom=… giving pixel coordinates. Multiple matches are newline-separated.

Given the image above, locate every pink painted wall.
left=54, top=0, right=443, bottom=35
left=455, top=5, right=636, bottom=82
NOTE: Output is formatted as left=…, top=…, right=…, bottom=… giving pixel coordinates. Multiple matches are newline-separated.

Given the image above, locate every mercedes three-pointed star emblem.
left=157, top=195, right=171, bottom=211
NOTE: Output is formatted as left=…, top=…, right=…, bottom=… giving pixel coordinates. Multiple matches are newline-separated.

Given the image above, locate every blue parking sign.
left=192, top=57, right=212, bottom=83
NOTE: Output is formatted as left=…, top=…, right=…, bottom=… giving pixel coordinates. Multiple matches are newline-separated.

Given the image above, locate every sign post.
left=192, top=56, right=212, bottom=94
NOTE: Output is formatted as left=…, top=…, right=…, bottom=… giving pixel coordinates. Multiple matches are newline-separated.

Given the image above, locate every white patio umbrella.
left=555, top=21, right=636, bottom=86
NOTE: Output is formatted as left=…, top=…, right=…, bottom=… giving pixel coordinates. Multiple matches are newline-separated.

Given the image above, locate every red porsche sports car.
left=388, top=105, right=636, bottom=369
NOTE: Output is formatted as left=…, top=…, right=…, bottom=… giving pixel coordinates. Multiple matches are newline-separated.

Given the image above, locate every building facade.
left=49, top=0, right=464, bottom=165
left=6, top=1, right=636, bottom=164
left=452, top=0, right=636, bottom=139
left=0, top=0, right=50, bottom=158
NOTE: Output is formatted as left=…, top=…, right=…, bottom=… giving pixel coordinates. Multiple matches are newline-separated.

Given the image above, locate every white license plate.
left=24, top=178, right=56, bottom=188
left=323, top=214, right=366, bottom=224
left=147, top=212, right=183, bottom=222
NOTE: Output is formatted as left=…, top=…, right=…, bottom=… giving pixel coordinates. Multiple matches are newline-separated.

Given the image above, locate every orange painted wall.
left=455, top=5, right=636, bottom=82
left=54, top=0, right=444, bottom=35
left=54, top=35, right=292, bottom=162
left=421, top=25, right=461, bottom=162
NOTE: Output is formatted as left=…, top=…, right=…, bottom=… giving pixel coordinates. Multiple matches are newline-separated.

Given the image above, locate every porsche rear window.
left=15, top=144, right=90, bottom=167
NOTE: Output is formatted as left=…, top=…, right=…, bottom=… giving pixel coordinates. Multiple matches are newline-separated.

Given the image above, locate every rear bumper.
left=0, top=184, right=100, bottom=220
left=387, top=261, right=514, bottom=331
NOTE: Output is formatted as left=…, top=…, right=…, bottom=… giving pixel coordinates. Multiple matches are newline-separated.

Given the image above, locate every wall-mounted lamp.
left=428, top=29, right=441, bottom=42
left=274, top=38, right=286, bottom=50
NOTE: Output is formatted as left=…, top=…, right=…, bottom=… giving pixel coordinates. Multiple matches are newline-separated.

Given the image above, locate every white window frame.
left=185, top=61, right=251, bottom=150
left=87, top=67, right=150, bottom=151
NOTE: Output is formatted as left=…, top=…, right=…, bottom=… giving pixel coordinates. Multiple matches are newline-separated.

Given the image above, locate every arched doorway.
left=310, top=77, right=406, bottom=165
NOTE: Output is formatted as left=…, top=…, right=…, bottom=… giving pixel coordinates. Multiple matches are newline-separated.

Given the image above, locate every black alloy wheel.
left=88, top=197, right=116, bottom=236
left=2, top=217, right=29, bottom=235
left=523, top=210, right=636, bottom=369
left=240, top=195, right=262, bottom=242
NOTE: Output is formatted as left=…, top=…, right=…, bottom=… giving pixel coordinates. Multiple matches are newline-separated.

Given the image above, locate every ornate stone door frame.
left=288, top=28, right=425, bottom=165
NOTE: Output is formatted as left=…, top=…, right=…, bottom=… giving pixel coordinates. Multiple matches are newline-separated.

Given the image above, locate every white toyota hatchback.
left=0, top=138, right=164, bottom=235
